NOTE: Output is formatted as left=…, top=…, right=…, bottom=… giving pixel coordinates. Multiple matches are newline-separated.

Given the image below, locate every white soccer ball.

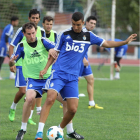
left=47, top=126, right=64, bottom=140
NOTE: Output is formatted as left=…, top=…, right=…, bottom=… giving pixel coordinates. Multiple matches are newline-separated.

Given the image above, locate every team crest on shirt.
left=83, top=35, right=86, bottom=40
left=50, top=82, right=54, bottom=87
left=29, top=84, right=33, bottom=88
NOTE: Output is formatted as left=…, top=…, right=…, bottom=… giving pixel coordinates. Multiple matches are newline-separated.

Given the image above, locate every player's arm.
left=83, top=57, right=88, bottom=66
left=9, top=43, right=24, bottom=67
left=102, top=34, right=137, bottom=48
left=39, top=50, right=58, bottom=79
left=9, top=27, right=23, bottom=57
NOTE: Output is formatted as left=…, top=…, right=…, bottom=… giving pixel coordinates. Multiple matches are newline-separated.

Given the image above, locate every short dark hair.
left=72, top=12, right=84, bottom=22
left=86, top=16, right=97, bottom=22
left=43, top=16, right=53, bottom=23
left=10, top=16, right=19, bottom=22
left=29, top=9, right=40, bottom=18
left=22, top=22, right=37, bottom=33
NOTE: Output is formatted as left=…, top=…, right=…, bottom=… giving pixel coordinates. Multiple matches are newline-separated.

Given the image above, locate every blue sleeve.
left=42, top=37, right=55, bottom=51
left=5, top=25, right=11, bottom=36
left=54, top=32, right=64, bottom=51
left=90, top=32, right=104, bottom=46
left=13, top=43, right=24, bottom=61
left=10, top=27, right=24, bottom=47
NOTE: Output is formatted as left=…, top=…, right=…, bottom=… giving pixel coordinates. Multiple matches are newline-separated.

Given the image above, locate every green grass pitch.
left=0, top=64, right=139, bottom=140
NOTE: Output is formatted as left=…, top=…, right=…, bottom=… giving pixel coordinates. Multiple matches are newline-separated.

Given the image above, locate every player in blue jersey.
left=35, top=12, right=137, bottom=140
left=8, top=9, right=45, bottom=125
left=43, top=15, right=84, bottom=139
left=102, top=38, right=128, bottom=79
left=79, top=16, right=103, bottom=109
left=9, top=22, right=56, bottom=140
left=0, top=16, right=19, bottom=80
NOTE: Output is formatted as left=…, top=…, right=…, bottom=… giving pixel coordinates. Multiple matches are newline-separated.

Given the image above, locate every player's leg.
left=16, top=78, right=46, bottom=140
left=82, top=65, right=103, bottom=109
left=28, top=98, right=36, bottom=125
left=0, top=56, right=5, bottom=80
left=59, top=80, right=84, bottom=139
left=114, top=56, right=121, bottom=79
left=36, top=98, right=42, bottom=115
left=57, top=94, right=73, bottom=133
left=84, top=74, right=94, bottom=102
left=9, top=67, right=26, bottom=122
left=35, top=89, right=58, bottom=140
left=60, top=98, right=78, bottom=128
left=16, top=89, right=37, bottom=140
left=35, top=76, right=64, bottom=140
left=57, top=93, right=84, bottom=139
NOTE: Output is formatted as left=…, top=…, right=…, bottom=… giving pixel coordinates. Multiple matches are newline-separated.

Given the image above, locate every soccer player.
left=8, top=9, right=45, bottom=125
left=0, top=16, right=19, bottom=80
left=35, top=12, right=137, bottom=140
left=103, top=38, right=128, bottom=79
left=42, top=16, right=57, bottom=42
left=79, top=15, right=103, bottom=109
left=42, top=16, right=84, bottom=139
left=9, top=22, right=56, bottom=140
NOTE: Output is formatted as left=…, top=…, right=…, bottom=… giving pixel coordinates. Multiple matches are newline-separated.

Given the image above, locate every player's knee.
left=26, top=97, right=35, bottom=106
left=68, top=107, right=77, bottom=115
left=19, top=87, right=26, bottom=95
left=46, top=96, right=56, bottom=106
left=87, top=76, right=94, bottom=84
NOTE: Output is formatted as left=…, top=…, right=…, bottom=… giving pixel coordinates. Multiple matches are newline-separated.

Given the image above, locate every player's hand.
left=83, top=59, right=89, bottom=66
left=9, top=55, right=19, bottom=67
left=39, top=69, right=47, bottom=79
left=10, top=65, right=16, bottom=73
left=10, top=55, right=19, bottom=62
left=48, top=49, right=58, bottom=59
left=126, top=34, right=137, bottom=44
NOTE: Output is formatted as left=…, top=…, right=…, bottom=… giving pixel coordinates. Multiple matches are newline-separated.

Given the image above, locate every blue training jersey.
left=52, top=27, right=104, bottom=76
left=0, top=24, right=14, bottom=57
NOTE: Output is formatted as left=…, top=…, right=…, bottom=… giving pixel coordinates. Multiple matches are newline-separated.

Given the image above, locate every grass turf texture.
left=0, top=64, right=139, bottom=140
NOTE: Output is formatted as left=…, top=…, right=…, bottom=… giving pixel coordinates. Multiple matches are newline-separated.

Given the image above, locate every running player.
left=79, top=16, right=103, bottom=109
left=103, top=38, right=128, bottom=79
left=0, top=16, right=19, bottom=80
left=35, top=12, right=137, bottom=139
left=8, top=9, right=45, bottom=125
left=9, top=22, right=56, bottom=140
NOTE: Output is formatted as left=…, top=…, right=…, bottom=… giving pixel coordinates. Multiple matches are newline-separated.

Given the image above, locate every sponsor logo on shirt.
left=66, top=42, right=85, bottom=53
left=66, top=35, right=71, bottom=39
left=30, top=50, right=41, bottom=57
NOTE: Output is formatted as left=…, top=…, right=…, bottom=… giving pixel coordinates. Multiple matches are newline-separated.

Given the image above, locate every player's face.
left=72, top=19, right=84, bottom=33
left=23, top=27, right=37, bottom=43
left=42, top=20, right=53, bottom=33
left=13, top=20, right=19, bottom=26
left=86, top=20, right=96, bottom=31
left=29, top=14, right=40, bottom=26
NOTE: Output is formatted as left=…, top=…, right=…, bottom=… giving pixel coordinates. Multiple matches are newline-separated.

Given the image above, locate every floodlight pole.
left=59, top=0, right=63, bottom=13
left=110, top=0, right=116, bottom=80
left=84, top=0, right=95, bottom=21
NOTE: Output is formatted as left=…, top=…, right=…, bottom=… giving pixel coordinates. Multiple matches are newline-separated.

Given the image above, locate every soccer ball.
left=47, top=126, right=64, bottom=140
